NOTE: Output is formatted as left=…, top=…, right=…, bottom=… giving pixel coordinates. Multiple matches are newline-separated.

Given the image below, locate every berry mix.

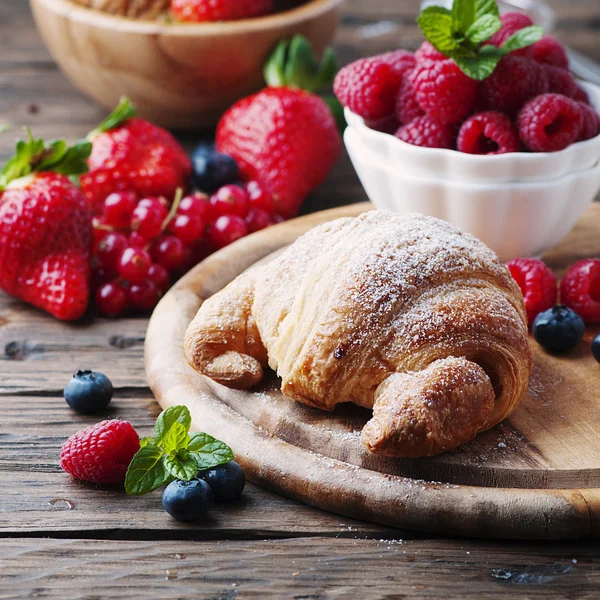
left=334, top=7, right=600, bottom=153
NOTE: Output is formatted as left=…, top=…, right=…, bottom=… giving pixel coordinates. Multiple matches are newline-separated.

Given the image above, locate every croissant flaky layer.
left=185, top=211, right=532, bottom=457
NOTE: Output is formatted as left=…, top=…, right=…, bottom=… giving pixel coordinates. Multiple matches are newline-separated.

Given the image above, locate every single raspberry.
left=60, top=420, right=140, bottom=484
left=395, top=72, right=424, bottom=124
left=334, top=56, right=403, bottom=120
left=481, top=56, right=548, bottom=115
left=578, top=102, right=600, bottom=141
left=518, top=93, right=583, bottom=152
left=410, top=59, right=477, bottom=124
left=530, top=35, right=569, bottom=69
left=488, top=12, right=534, bottom=55
left=560, top=259, right=600, bottom=324
left=415, top=41, right=446, bottom=63
left=545, top=65, right=577, bottom=98
left=507, top=258, right=557, bottom=326
left=457, top=111, right=520, bottom=155
left=380, top=50, right=416, bottom=77
left=573, top=85, right=590, bottom=104
left=395, top=115, right=454, bottom=149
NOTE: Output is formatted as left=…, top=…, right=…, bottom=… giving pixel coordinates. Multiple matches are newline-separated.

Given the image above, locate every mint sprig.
left=0, top=128, right=91, bottom=191
left=125, top=405, right=234, bottom=496
left=417, top=0, right=543, bottom=80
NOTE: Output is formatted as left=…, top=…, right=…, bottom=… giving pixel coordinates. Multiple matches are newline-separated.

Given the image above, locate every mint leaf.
left=125, top=445, right=171, bottom=496
left=465, top=14, right=502, bottom=45
left=475, top=0, right=499, bottom=19
left=501, top=25, right=543, bottom=53
left=89, top=97, right=136, bottom=138
left=164, top=450, right=198, bottom=481
left=139, top=436, right=156, bottom=448
left=162, top=421, right=189, bottom=454
left=154, top=405, right=192, bottom=445
left=453, top=44, right=503, bottom=80
left=418, top=7, right=461, bottom=55
left=189, top=432, right=234, bottom=470
left=452, top=0, right=476, bottom=34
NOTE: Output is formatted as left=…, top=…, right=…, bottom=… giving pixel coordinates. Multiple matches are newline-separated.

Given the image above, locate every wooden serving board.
left=146, top=202, right=600, bottom=540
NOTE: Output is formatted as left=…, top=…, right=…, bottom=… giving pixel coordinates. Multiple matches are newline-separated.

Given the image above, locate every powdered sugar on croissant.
left=185, top=211, right=531, bottom=457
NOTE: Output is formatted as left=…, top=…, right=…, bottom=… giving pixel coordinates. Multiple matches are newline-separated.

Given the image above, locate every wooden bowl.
left=29, top=0, right=344, bottom=129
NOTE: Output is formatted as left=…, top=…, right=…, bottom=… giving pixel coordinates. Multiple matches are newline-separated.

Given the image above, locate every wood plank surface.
left=2, top=0, right=600, bottom=596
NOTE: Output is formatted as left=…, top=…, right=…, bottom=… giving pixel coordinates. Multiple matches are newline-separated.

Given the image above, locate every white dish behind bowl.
left=345, top=82, right=600, bottom=184
left=345, top=127, right=600, bottom=261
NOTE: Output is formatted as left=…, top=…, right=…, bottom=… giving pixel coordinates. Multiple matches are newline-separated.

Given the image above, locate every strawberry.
left=80, top=98, right=191, bottom=215
left=171, top=0, right=273, bottom=22
left=0, top=131, right=93, bottom=320
left=216, top=36, right=342, bottom=219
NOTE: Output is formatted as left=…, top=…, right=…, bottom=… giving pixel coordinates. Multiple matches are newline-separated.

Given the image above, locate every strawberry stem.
left=88, top=97, right=137, bottom=140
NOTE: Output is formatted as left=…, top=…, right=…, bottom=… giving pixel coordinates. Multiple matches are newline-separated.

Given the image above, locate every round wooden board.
left=146, top=202, right=600, bottom=539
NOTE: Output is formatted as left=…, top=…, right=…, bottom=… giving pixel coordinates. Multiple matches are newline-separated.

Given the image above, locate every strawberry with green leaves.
left=216, top=36, right=342, bottom=219
left=0, top=131, right=93, bottom=321
left=80, top=98, right=192, bottom=215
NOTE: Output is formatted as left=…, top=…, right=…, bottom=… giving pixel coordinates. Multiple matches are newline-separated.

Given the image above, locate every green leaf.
left=500, top=25, right=543, bottom=53
left=154, top=405, right=192, bottom=445
left=475, top=0, right=499, bottom=19
left=161, top=421, right=189, bottom=454
left=465, top=14, right=502, bottom=45
left=417, top=7, right=461, bottom=56
left=310, top=48, right=339, bottom=92
left=264, top=39, right=289, bottom=87
left=125, top=445, right=171, bottom=496
left=284, top=35, right=318, bottom=90
left=188, top=432, right=234, bottom=470
left=453, top=44, right=503, bottom=80
left=164, top=450, right=198, bottom=481
left=49, top=141, right=92, bottom=176
left=452, top=0, right=476, bottom=34
left=139, top=436, right=156, bottom=448
left=88, top=97, right=136, bottom=138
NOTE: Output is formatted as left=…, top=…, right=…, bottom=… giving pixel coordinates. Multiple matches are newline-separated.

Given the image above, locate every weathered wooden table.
left=3, top=1, right=600, bottom=598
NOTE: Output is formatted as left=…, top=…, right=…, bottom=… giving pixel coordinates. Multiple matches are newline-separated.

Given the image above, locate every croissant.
left=185, top=211, right=532, bottom=457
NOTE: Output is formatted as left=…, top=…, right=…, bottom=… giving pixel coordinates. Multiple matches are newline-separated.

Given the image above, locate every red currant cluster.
left=92, top=182, right=282, bottom=317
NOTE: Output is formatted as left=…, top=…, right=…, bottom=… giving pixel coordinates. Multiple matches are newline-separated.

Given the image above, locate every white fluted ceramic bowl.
left=345, top=126, right=600, bottom=262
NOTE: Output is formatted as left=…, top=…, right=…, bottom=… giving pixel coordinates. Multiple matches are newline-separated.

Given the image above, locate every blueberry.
left=533, top=305, right=585, bottom=354
left=64, top=370, right=113, bottom=414
left=592, top=334, right=600, bottom=363
left=197, top=460, right=245, bottom=502
left=162, top=479, right=213, bottom=522
left=191, top=145, right=239, bottom=193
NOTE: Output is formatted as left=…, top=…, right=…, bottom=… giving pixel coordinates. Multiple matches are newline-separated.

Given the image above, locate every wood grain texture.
left=147, top=203, right=600, bottom=539
left=3, top=537, right=600, bottom=599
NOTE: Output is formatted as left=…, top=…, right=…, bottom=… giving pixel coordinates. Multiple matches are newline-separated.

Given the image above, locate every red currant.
left=210, top=185, right=248, bottom=218
left=138, top=197, right=169, bottom=219
left=95, top=233, right=128, bottom=272
left=246, top=180, right=275, bottom=214
left=170, top=214, right=205, bottom=244
left=210, top=215, right=248, bottom=249
left=96, top=281, right=129, bottom=317
left=128, top=279, right=160, bottom=312
left=179, top=193, right=212, bottom=222
left=152, top=236, right=186, bottom=270
left=117, top=247, right=152, bottom=283
left=246, top=208, right=271, bottom=233
left=148, top=264, right=170, bottom=293
left=128, top=231, right=149, bottom=249
left=91, top=267, right=113, bottom=292
left=103, top=192, right=137, bottom=228
left=93, top=221, right=111, bottom=247
left=131, top=205, right=164, bottom=240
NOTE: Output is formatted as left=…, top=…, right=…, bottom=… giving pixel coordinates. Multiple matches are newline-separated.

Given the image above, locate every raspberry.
left=506, top=258, right=557, bottom=326
left=481, top=56, right=548, bottom=116
left=488, top=12, right=534, bottom=54
left=409, top=59, right=477, bottom=124
left=60, top=420, right=140, bottom=484
left=457, top=111, right=520, bottom=155
left=578, top=102, right=600, bottom=141
left=561, top=259, right=600, bottom=324
left=380, top=50, right=416, bottom=77
left=395, top=115, right=454, bottom=149
left=415, top=41, right=446, bottom=63
left=334, top=57, right=403, bottom=120
left=573, top=85, right=590, bottom=104
left=545, top=65, right=577, bottom=98
left=395, top=72, right=424, bottom=124
left=365, top=115, right=400, bottom=134
left=518, top=93, right=583, bottom=152
left=530, top=35, right=569, bottom=69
